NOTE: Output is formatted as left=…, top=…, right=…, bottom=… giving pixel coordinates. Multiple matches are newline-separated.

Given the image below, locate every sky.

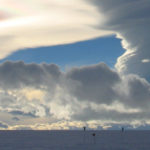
left=0, top=0, right=150, bottom=130
left=0, top=36, right=124, bottom=69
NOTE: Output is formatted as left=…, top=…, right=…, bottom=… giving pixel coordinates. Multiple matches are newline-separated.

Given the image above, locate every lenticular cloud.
left=0, top=0, right=110, bottom=59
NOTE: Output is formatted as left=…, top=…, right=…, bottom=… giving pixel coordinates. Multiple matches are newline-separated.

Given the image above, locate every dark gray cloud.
left=71, top=105, right=150, bottom=122
left=89, top=0, right=150, bottom=79
left=0, top=121, right=8, bottom=128
left=66, top=63, right=120, bottom=104
left=0, top=61, right=60, bottom=89
left=118, top=75, right=150, bottom=108
left=65, top=63, right=150, bottom=109
left=12, top=117, right=20, bottom=121
left=9, top=110, right=37, bottom=118
left=0, top=61, right=150, bottom=124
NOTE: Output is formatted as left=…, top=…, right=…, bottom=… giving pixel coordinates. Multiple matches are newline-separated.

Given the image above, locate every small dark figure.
left=92, top=133, right=96, bottom=136
left=92, top=133, right=96, bottom=144
left=122, top=127, right=124, bottom=132
left=83, top=126, right=86, bottom=144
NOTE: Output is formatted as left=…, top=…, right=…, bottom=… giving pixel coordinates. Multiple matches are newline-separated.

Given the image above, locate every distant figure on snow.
left=92, top=133, right=96, bottom=144
left=83, top=126, right=86, bottom=131
left=83, top=126, right=86, bottom=144
left=122, top=127, right=124, bottom=132
left=92, top=133, right=96, bottom=136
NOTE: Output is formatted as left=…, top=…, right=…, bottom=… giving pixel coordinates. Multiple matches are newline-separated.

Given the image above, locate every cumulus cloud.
left=0, top=61, right=60, bottom=89
left=118, top=75, right=150, bottom=108
left=0, top=61, right=150, bottom=129
left=89, top=0, right=150, bottom=79
left=66, top=63, right=120, bottom=104
left=0, top=0, right=112, bottom=59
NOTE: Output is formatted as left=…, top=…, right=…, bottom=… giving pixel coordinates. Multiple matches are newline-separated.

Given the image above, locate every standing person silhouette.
left=92, top=133, right=96, bottom=144
left=83, top=126, right=86, bottom=144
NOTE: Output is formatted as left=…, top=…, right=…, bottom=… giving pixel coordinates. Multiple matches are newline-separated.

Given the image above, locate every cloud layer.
left=0, top=61, right=150, bottom=129
left=0, top=0, right=150, bottom=130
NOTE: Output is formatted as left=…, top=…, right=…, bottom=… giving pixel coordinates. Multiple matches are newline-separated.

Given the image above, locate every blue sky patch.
left=0, top=36, right=124, bottom=69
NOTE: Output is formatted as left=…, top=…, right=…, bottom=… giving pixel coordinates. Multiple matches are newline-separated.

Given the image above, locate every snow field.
left=0, top=130, right=150, bottom=150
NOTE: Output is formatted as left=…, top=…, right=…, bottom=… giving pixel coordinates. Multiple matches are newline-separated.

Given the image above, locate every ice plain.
left=0, top=130, right=150, bottom=150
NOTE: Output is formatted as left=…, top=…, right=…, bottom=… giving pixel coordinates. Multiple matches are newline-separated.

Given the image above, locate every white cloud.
left=0, top=0, right=112, bottom=59
left=142, top=59, right=150, bottom=63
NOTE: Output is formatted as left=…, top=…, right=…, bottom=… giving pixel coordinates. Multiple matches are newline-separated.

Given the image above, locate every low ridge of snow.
left=0, top=130, right=150, bottom=150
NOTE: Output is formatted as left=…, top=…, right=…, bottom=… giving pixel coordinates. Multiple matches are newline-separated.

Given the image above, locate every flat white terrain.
left=0, top=130, right=150, bottom=150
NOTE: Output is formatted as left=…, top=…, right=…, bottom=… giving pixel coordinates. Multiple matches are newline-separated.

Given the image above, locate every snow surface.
left=0, top=130, right=150, bottom=150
